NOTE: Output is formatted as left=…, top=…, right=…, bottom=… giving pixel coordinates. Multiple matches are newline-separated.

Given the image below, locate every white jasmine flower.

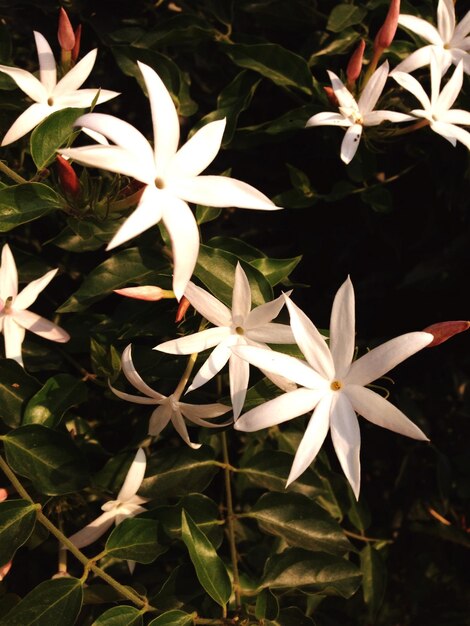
left=0, top=243, right=70, bottom=367
left=59, top=62, right=282, bottom=300
left=392, top=56, right=470, bottom=149
left=393, top=0, right=470, bottom=75
left=155, top=262, right=296, bottom=420
left=232, top=277, right=432, bottom=499
left=109, top=344, right=231, bottom=449
left=0, top=31, right=119, bottom=146
left=306, top=61, right=414, bottom=164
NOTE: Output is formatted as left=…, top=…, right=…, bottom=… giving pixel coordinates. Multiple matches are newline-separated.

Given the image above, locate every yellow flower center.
left=155, top=177, right=165, bottom=189
left=330, top=380, right=342, bottom=391
left=235, top=326, right=244, bottom=335
left=47, top=97, right=54, bottom=106
left=3, top=296, right=13, bottom=314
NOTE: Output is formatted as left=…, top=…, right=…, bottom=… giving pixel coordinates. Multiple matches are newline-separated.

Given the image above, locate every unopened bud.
left=72, top=24, right=82, bottom=62
left=113, top=286, right=175, bottom=301
left=374, top=0, right=400, bottom=51
left=58, top=8, right=75, bottom=52
left=0, top=561, right=12, bottom=581
left=347, top=39, right=365, bottom=84
left=176, top=296, right=191, bottom=322
left=423, top=320, right=470, bottom=347
left=56, top=155, right=81, bottom=198
left=324, top=86, right=339, bottom=107
left=0, top=487, right=8, bottom=502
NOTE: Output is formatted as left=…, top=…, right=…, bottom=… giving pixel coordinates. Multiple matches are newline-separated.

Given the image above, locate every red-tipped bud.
left=72, top=24, right=82, bottom=62
left=0, top=561, right=12, bottom=581
left=347, top=39, right=366, bottom=84
left=176, top=296, right=191, bottom=323
left=113, top=286, right=175, bottom=301
left=324, top=86, right=339, bottom=107
left=423, top=320, right=470, bottom=348
left=58, top=7, right=75, bottom=52
left=374, top=0, right=400, bottom=51
left=56, top=155, right=81, bottom=199
left=0, top=488, right=8, bottom=502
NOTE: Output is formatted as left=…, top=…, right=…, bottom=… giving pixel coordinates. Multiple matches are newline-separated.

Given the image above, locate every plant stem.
left=220, top=431, right=241, bottom=610
left=0, top=160, right=28, bottom=184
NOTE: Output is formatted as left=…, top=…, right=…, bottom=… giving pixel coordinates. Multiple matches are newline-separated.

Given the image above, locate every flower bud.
left=56, top=155, right=81, bottom=199
left=324, top=86, right=339, bottom=107
left=176, top=296, right=191, bottom=322
left=58, top=7, right=75, bottom=52
left=72, top=24, right=82, bottom=63
left=347, top=39, right=365, bottom=84
left=374, top=0, right=400, bottom=51
left=423, top=320, right=470, bottom=347
left=113, top=286, right=174, bottom=301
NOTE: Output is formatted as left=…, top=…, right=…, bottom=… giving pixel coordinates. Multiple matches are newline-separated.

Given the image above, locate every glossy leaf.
left=92, top=605, right=143, bottom=625
left=327, top=5, right=368, bottom=32
left=23, top=374, right=88, bottom=427
left=180, top=509, right=231, bottom=608
left=250, top=256, right=302, bottom=287
left=30, top=107, right=85, bottom=170
left=0, top=360, right=40, bottom=428
left=147, top=610, right=194, bottom=626
left=105, top=518, right=165, bottom=563
left=255, top=588, right=279, bottom=621
left=360, top=545, right=387, bottom=620
left=0, top=499, right=37, bottom=567
left=0, top=183, right=63, bottom=232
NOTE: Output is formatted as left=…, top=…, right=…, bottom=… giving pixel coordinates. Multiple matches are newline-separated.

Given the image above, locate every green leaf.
left=3, top=425, right=89, bottom=495
left=23, top=374, right=88, bottom=427
left=147, top=610, right=195, bottom=626
left=0, top=577, right=83, bottom=626
left=221, top=43, right=314, bottom=95
left=0, top=499, right=37, bottom=567
left=360, top=544, right=387, bottom=620
left=255, top=588, right=279, bottom=621
left=57, top=247, right=168, bottom=312
left=250, top=256, right=302, bottom=287
left=361, top=186, right=393, bottom=213
left=104, top=518, right=165, bottom=563
left=261, top=548, right=362, bottom=598
left=92, top=605, right=143, bottom=626
left=50, top=217, right=123, bottom=252
left=30, top=107, right=85, bottom=170
left=327, top=5, right=368, bottom=32
left=247, top=492, right=354, bottom=555
left=181, top=509, right=231, bottom=608
left=0, top=360, right=40, bottom=428
left=0, top=183, right=63, bottom=232
left=266, top=607, right=315, bottom=626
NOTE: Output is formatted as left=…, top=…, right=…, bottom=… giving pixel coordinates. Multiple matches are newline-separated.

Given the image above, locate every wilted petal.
left=305, top=112, right=351, bottom=127
left=68, top=510, right=116, bottom=549
left=232, top=262, right=251, bottom=322
left=0, top=64, right=47, bottom=102
left=117, top=448, right=146, bottom=502
left=53, top=49, right=97, bottom=97
left=391, top=45, right=435, bottom=75
left=397, top=15, right=442, bottom=45
left=345, top=384, right=429, bottom=440
left=340, top=124, right=362, bottom=164
left=285, top=392, right=332, bottom=486
left=358, top=61, right=389, bottom=115
left=3, top=316, right=25, bottom=366
left=171, top=408, right=202, bottom=449
left=229, top=351, right=250, bottom=420
left=391, top=70, right=431, bottom=109
left=437, top=0, right=455, bottom=43
left=184, top=282, right=232, bottom=327
left=109, top=383, right=161, bottom=405
left=1, top=103, right=50, bottom=146
left=329, top=393, right=361, bottom=499
left=329, top=276, right=355, bottom=379
left=156, top=326, right=230, bottom=355
left=187, top=339, right=234, bottom=392
left=169, top=118, right=226, bottom=178
left=13, top=310, right=69, bottom=342
left=34, top=31, right=56, bottom=94
left=180, top=401, right=231, bottom=419
left=13, top=268, right=57, bottom=310
left=346, top=331, right=433, bottom=387
left=0, top=244, right=18, bottom=300
left=148, top=404, right=172, bottom=437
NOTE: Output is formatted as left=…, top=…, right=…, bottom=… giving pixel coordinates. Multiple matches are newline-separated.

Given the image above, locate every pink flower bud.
left=324, top=86, right=339, bottom=107
left=72, top=24, right=82, bottom=62
left=423, top=320, right=470, bottom=347
left=176, top=296, right=191, bottom=322
left=0, top=487, right=8, bottom=502
left=347, top=39, right=365, bottom=83
left=374, top=0, right=400, bottom=51
left=0, top=561, right=12, bottom=581
left=56, top=155, right=81, bottom=199
left=58, top=7, right=75, bottom=52
left=114, top=286, right=172, bottom=301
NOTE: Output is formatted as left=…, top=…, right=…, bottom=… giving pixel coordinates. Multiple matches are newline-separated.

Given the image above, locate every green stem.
left=173, top=352, right=198, bottom=400
left=0, top=160, right=28, bottom=184
left=344, top=529, right=393, bottom=544
left=221, top=432, right=241, bottom=610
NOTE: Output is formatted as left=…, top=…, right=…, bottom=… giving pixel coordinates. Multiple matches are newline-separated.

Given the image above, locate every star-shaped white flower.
left=59, top=62, right=281, bottom=300
left=392, top=56, right=470, bottom=149
left=0, top=243, right=70, bottom=367
left=68, top=447, right=149, bottom=552
left=232, top=277, right=432, bottom=499
left=393, top=0, right=470, bottom=75
left=0, top=31, right=119, bottom=146
left=306, top=61, right=414, bottom=164
left=109, top=344, right=232, bottom=449
left=155, top=262, right=296, bottom=420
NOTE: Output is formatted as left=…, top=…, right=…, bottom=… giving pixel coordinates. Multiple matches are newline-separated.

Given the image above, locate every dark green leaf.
left=255, top=588, right=279, bottom=621
left=181, top=509, right=231, bottom=608
left=0, top=183, right=63, bottom=232
left=0, top=577, right=83, bottom=626
left=0, top=499, right=37, bottom=567
left=361, top=186, right=393, bottom=213
left=23, top=374, right=88, bottom=427
left=360, top=545, right=387, bottom=619
left=30, top=108, right=85, bottom=170
left=50, top=217, right=123, bottom=252
left=92, top=605, right=143, bottom=625
left=3, top=425, right=89, bottom=495
left=0, top=360, right=40, bottom=428
left=266, top=607, right=316, bottom=626
left=147, top=610, right=194, bottom=626
left=327, top=5, right=368, bottom=32
left=250, top=256, right=302, bottom=287
left=105, top=518, right=165, bottom=563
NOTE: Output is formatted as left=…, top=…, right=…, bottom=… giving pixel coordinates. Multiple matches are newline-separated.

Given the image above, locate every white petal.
left=329, top=393, right=361, bottom=499
left=439, top=109, right=470, bottom=125
left=109, top=383, right=161, bottom=405
left=246, top=322, right=295, bottom=344
left=229, top=352, right=250, bottom=420
left=232, top=262, right=251, bottom=323
left=327, top=70, right=357, bottom=111
left=161, top=195, right=200, bottom=301
left=3, top=316, right=25, bottom=366
left=397, top=15, right=443, bottom=45
left=437, top=0, right=455, bottom=43
left=12, top=310, right=69, bottom=342
left=329, top=276, right=355, bottom=379
left=305, top=112, right=352, bottom=127
left=106, top=186, right=163, bottom=251
left=435, top=61, right=463, bottom=115
left=0, top=64, right=47, bottom=102
left=357, top=61, right=389, bottom=115
left=285, top=392, right=332, bottom=486
left=67, top=510, right=116, bottom=549
left=235, top=386, right=323, bottom=432
left=156, top=326, right=230, bottom=355
left=346, top=331, right=433, bottom=387
left=53, top=49, right=97, bottom=97
left=391, top=71, right=431, bottom=110
left=186, top=339, right=234, bottom=392
left=246, top=291, right=289, bottom=330
left=391, top=45, right=435, bottom=75
left=137, top=62, right=180, bottom=175
left=340, top=124, right=362, bottom=164
left=117, top=448, right=146, bottom=502
left=169, top=119, right=225, bottom=178
left=179, top=401, right=231, bottom=419
left=284, top=295, right=335, bottom=380
left=184, top=282, right=232, bottom=327
left=148, top=404, right=172, bottom=437
left=431, top=120, right=470, bottom=149
left=345, top=384, right=429, bottom=440
left=364, top=110, right=416, bottom=125
left=55, top=89, right=120, bottom=109
left=59, top=145, right=153, bottom=183
left=1, top=103, right=50, bottom=146
left=34, top=32, right=56, bottom=94
left=13, top=268, right=57, bottom=310
left=120, top=344, right=166, bottom=400
left=0, top=244, right=18, bottom=300
left=172, top=176, right=279, bottom=210
left=171, top=408, right=202, bottom=449
left=261, top=368, right=298, bottom=393
left=453, top=12, right=470, bottom=43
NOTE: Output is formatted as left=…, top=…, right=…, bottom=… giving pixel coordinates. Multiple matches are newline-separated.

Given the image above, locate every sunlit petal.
left=179, top=402, right=231, bottom=419
left=340, top=124, right=362, bottom=164
left=56, top=88, right=120, bottom=108
left=246, top=291, right=291, bottom=330
left=1, top=103, right=50, bottom=146
left=391, top=71, right=431, bottom=109
left=67, top=510, right=116, bottom=549
left=229, top=352, right=250, bottom=420
left=53, top=49, right=97, bottom=96
left=173, top=176, right=279, bottom=210
left=397, top=15, right=442, bottom=45
left=435, top=61, right=463, bottom=115
left=187, top=339, right=233, bottom=392
left=391, top=45, right=435, bottom=74
left=117, top=448, right=146, bottom=502
left=120, top=344, right=166, bottom=400
left=232, top=262, right=251, bottom=322
left=156, top=326, right=230, bottom=355
left=327, top=70, right=357, bottom=111
left=365, top=110, right=416, bottom=125
left=431, top=120, right=470, bottom=148
left=329, top=393, right=361, bottom=499
left=453, top=12, right=470, bottom=44
left=184, top=282, right=232, bottom=327
left=306, top=112, right=352, bottom=127
left=0, top=65, right=47, bottom=102
left=3, top=316, right=25, bottom=366
left=169, top=119, right=226, bottom=178
left=108, top=383, right=161, bottom=405
left=171, top=408, right=202, bottom=449
left=437, top=0, right=455, bottom=43
left=0, top=244, right=18, bottom=300
left=329, top=276, right=355, bottom=379
left=12, top=310, right=69, bottom=342
left=34, top=31, right=56, bottom=94
left=246, top=322, right=295, bottom=344
left=358, top=61, right=388, bottom=115
left=14, top=269, right=57, bottom=310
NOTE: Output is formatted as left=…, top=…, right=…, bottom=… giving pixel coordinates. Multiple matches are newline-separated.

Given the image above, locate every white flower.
left=0, top=243, right=70, bottom=367
left=232, top=277, right=432, bottom=499
left=59, top=62, right=282, bottom=300
left=0, top=31, right=119, bottom=146
left=155, top=262, right=296, bottom=420
left=392, top=56, right=470, bottom=149
left=109, top=344, right=232, bottom=449
left=68, top=447, right=149, bottom=562
left=306, top=61, right=414, bottom=164
left=393, top=0, right=470, bottom=75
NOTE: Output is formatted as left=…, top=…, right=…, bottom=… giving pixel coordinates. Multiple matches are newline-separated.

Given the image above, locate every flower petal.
left=435, top=61, right=463, bottom=115
left=365, top=110, right=416, bottom=125
left=68, top=510, right=116, bottom=549
left=391, top=45, right=435, bottom=75
left=148, top=404, right=172, bottom=437
left=246, top=322, right=295, bottom=344
left=59, top=145, right=153, bottom=183
left=1, top=103, right=50, bottom=146
left=2, top=316, right=25, bottom=366
left=171, top=407, right=202, bottom=449
left=53, top=49, right=97, bottom=96
left=232, top=262, right=251, bottom=323
left=169, top=118, right=226, bottom=178
left=156, top=326, right=230, bottom=355
left=229, top=351, right=250, bottom=420
left=13, top=268, right=58, bottom=310
left=109, top=383, right=161, bottom=405
left=246, top=291, right=291, bottom=330
left=184, top=282, right=232, bottom=327
left=34, top=31, right=56, bottom=94
left=357, top=61, right=389, bottom=115
left=305, top=112, right=352, bottom=127
left=437, top=0, right=455, bottom=43
left=120, top=344, right=166, bottom=400
left=173, top=176, right=279, bottom=210
left=56, top=88, right=120, bottom=108
left=329, top=276, right=355, bottom=379
left=327, top=71, right=357, bottom=111
left=340, top=124, right=362, bottom=164
left=329, top=392, right=361, bottom=499
left=179, top=402, right=231, bottom=419
left=285, top=392, right=332, bottom=486
left=0, top=64, right=47, bottom=102
left=440, top=109, right=470, bottom=125
left=397, top=15, right=443, bottom=45
left=431, top=120, right=470, bottom=149
left=391, top=71, right=431, bottom=110
left=117, top=447, right=146, bottom=502
left=346, top=331, right=433, bottom=387
left=0, top=244, right=18, bottom=301
left=453, top=11, right=470, bottom=44
left=12, top=310, right=69, bottom=342
left=187, top=339, right=234, bottom=392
